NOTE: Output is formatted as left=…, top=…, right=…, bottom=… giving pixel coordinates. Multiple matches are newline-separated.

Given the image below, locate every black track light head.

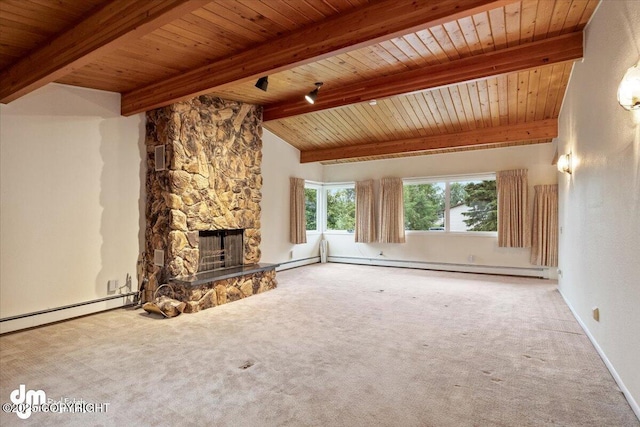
left=255, top=76, right=269, bottom=92
left=305, top=82, right=324, bottom=104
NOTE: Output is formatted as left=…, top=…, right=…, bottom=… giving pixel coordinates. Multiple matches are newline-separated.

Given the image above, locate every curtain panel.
left=355, top=180, right=376, bottom=243
left=289, top=177, right=307, bottom=244
left=497, top=169, right=531, bottom=248
left=379, top=177, right=405, bottom=244
left=530, top=184, right=559, bottom=266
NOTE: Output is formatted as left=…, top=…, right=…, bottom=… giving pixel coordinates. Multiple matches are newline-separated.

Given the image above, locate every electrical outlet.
left=468, top=255, right=475, bottom=263
left=592, top=307, right=600, bottom=322
left=108, top=279, right=119, bottom=292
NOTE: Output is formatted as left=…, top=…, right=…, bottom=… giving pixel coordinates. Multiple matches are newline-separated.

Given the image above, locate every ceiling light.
left=369, top=99, right=377, bottom=106
left=618, top=60, right=640, bottom=110
left=255, top=76, right=269, bottom=92
left=557, top=153, right=572, bottom=174
left=305, top=82, right=323, bottom=104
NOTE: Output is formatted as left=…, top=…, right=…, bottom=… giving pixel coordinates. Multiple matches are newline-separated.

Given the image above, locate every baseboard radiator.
left=276, top=256, right=320, bottom=271
left=327, top=256, right=549, bottom=278
left=0, top=293, right=137, bottom=334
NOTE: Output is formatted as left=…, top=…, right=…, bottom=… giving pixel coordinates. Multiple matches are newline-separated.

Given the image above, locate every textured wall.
left=556, top=0, right=640, bottom=415
left=145, top=96, right=263, bottom=300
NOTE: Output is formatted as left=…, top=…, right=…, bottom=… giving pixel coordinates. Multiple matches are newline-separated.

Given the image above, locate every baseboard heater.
left=327, top=256, right=549, bottom=278
left=0, top=292, right=137, bottom=334
left=276, top=256, right=320, bottom=271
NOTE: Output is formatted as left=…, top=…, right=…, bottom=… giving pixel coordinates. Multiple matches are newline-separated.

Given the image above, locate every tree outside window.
left=326, top=187, right=355, bottom=231
left=305, top=187, right=318, bottom=231
left=403, top=183, right=445, bottom=231
left=404, top=177, right=497, bottom=233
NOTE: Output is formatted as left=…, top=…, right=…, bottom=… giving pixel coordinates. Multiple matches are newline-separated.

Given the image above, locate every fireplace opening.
left=198, top=229, right=244, bottom=272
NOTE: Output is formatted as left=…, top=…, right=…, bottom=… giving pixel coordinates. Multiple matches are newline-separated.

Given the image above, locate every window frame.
left=323, top=182, right=356, bottom=234
left=403, top=173, right=497, bottom=236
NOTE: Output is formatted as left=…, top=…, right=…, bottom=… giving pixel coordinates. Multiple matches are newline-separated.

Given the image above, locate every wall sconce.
left=617, top=60, right=640, bottom=110
left=557, top=153, right=572, bottom=174
left=305, top=82, right=323, bottom=104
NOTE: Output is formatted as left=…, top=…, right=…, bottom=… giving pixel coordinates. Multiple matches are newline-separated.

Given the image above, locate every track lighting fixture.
left=305, top=82, right=323, bottom=104
left=255, top=76, right=269, bottom=92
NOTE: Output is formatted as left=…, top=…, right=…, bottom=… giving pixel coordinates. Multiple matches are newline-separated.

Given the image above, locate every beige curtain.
left=530, top=185, right=558, bottom=266
left=379, top=177, right=405, bottom=243
left=497, top=169, right=530, bottom=247
left=289, top=177, right=307, bottom=244
left=355, top=180, right=376, bottom=243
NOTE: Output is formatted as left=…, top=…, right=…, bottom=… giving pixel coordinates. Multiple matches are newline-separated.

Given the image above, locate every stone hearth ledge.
left=170, top=263, right=278, bottom=286
left=165, top=264, right=278, bottom=313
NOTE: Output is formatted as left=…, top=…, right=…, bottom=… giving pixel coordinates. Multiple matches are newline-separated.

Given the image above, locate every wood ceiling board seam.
left=193, top=6, right=269, bottom=44
left=488, top=7, right=508, bottom=50
left=506, top=73, right=519, bottom=123
left=503, top=1, right=521, bottom=47
left=430, top=24, right=462, bottom=60
left=452, top=85, right=477, bottom=130
left=547, top=0, right=572, bottom=37
left=496, top=74, right=509, bottom=125
left=443, top=20, right=474, bottom=58
left=561, top=0, right=590, bottom=35
left=121, top=0, right=514, bottom=115
left=516, top=71, right=530, bottom=122
left=300, top=119, right=558, bottom=163
left=471, top=11, right=495, bottom=53
left=532, top=0, right=554, bottom=40
left=519, top=0, right=539, bottom=43
left=552, top=62, right=572, bottom=117
left=263, top=32, right=583, bottom=121
left=525, top=68, right=542, bottom=122
left=0, top=0, right=206, bottom=104
left=533, top=65, right=554, bottom=121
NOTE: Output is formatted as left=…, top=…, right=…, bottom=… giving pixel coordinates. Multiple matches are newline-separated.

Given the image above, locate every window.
left=403, top=182, right=445, bottom=231
left=404, top=175, right=497, bottom=233
left=325, top=185, right=355, bottom=232
left=305, top=187, right=318, bottom=231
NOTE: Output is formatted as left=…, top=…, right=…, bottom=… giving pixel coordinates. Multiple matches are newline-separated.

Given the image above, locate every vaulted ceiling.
left=0, top=0, right=598, bottom=163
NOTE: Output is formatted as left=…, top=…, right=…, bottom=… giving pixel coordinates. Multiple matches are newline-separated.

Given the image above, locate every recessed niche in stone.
left=199, top=229, right=243, bottom=272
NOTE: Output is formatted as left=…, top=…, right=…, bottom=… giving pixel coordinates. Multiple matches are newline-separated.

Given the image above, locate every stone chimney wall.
left=144, top=96, right=263, bottom=301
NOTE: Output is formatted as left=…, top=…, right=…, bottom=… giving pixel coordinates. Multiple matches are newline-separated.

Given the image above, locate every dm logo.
left=10, top=384, right=46, bottom=419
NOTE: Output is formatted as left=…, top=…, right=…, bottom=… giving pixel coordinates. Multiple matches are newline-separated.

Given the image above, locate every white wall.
left=556, top=0, right=640, bottom=415
left=0, top=84, right=145, bottom=331
left=322, top=144, right=557, bottom=276
left=261, top=129, right=324, bottom=268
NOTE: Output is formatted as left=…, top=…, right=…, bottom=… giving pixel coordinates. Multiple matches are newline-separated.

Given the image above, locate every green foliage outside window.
left=403, top=183, right=445, bottom=230
left=326, top=188, right=355, bottom=231
left=403, top=179, right=497, bottom=232
left=461, top=180, right=497, bottom=231
left=305, top=188, right=317, bottom=231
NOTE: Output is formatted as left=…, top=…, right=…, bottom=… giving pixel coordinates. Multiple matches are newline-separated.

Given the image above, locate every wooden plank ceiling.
left=0, top=0, right=598, bottom=163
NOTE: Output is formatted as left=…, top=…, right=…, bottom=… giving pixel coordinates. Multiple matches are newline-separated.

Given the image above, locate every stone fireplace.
left=143, top=96, right=276, bottom=311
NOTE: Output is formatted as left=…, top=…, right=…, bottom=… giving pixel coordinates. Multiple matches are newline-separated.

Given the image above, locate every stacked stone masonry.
left=163, top=270, right=277, bottom=313
left=144, top=96, right=273, bottom=305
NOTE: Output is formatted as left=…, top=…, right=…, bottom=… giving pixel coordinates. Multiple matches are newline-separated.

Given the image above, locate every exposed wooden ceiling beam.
left=0, top=0, right=206, bottom=104
left=121, top=0, right=512, bottom=115
left=264, top=32, right=583, bottom=121
left=299, top=119, right=558, bottom=163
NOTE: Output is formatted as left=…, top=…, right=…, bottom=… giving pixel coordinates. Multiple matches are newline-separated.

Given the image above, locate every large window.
left=404, top=175, right=497, bottom=233
left=325, top=185, right=355, bottom=232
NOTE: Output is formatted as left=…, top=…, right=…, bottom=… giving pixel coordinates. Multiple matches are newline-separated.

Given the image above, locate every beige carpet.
left=0, top=263, right=638, bottom=426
